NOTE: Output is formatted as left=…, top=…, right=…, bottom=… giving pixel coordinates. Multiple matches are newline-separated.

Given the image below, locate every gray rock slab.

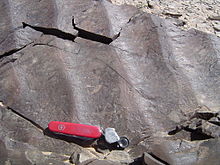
left=0, top=0, right=220, bottom=164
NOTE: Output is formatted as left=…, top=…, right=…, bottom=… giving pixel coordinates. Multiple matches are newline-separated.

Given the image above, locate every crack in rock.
left=72, top=16, right=120, bottom=44
left=0, top=58, right=17, bottom=68
left=22, top=18, right=120, bottom=45
left=0, top=101, right=44, bottom=132
left=22, top=22, right=77, bottom=42
left=0, top=41, right=33, bottom=60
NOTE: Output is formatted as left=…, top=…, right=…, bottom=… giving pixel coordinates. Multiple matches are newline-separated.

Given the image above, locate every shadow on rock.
left=43, top=128, right=96, bottom=147
left=22, top=22, right=76, bottom=42
left=93, top=136, right=125, bottom=152
left=44, top=128, right=124, bottom=151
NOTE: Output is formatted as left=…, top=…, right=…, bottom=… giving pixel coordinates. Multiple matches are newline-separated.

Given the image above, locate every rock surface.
left=0, top=0, right=220, bottom=164
left=79, top=159, right=121, bottom=165
left=112, top=0, right=220, bottom=37
left=105, top=150, right=133, bottom=164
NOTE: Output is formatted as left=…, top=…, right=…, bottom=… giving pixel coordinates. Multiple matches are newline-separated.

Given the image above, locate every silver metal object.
left=104, top=128, right=120, bottom=144
left=118, top=137, right=129, bottom=148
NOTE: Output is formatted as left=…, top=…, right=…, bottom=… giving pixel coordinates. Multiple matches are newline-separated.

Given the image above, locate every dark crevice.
left=72, top=17, right=119, bottom=44
left=0, top=58, right=17, bottom=67
left=209, top=120, right=220, bottom=126
left=22, top=18, right=120, bottom=45
left=148, top=153, right=170, bottom=165
left=187, top=128, right=214, bottom=141
left=0, top=102, right=44, bottom=131
left=0, top=43, right=30, bottom=60
left=147, top=1, right=154, bottom=9
left=129, top=156, right=143, bottom=165
left=168, top=125, right=183, bottom=135
left=192, top=112, right=218, bottom=120
left=0, top=47, right=22, bottom=59
left=8, top=106, right=44, bottom=131
left=22, top=22, right=76, bottom=42
left=0, top=41, right=33, bottom=63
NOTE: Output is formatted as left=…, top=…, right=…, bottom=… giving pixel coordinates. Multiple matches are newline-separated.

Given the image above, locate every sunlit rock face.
left=0, top=0, right=220, bottom=164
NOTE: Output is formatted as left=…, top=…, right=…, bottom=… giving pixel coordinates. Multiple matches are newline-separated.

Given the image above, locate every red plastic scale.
left=48, top=121, right=102, bottom=139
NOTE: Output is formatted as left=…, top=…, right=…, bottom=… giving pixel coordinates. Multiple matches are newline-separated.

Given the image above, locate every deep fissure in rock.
left=168, top=126, right=183, bottom=135
left=129, top=156, right=143, bottom=165
left=192, top=112, right=218, bottom=120
left=0, top=45, right=26, bottom=59
left=8, top=106, right=44, bottom=131
left=209, top=120, right=220, bottom=126
left=185, top=128, right=214, bottom=141
left=0, top=102, right=44, bottom=131
left=0, top=58, right=17, bottom=67
left=0, top=41, right=33, bottom=61
left=22, top=22, right=76, bottom=42
left=1, top=19, right=119, bottom=60
left=72, top=17, right=119, bottom=44
left=22, top=18, right=119, bottom=45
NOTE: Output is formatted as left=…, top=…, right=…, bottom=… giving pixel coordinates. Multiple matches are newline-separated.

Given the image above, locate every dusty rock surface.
left=0, top=0, right=220, bottom=164
left=111, top=0, right=220, bottom=37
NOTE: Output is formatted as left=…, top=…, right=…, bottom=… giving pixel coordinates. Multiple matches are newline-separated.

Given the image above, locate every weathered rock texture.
left=0, top=0, right=220, bottom=164
left=112, top=0, right=220, bottom=37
